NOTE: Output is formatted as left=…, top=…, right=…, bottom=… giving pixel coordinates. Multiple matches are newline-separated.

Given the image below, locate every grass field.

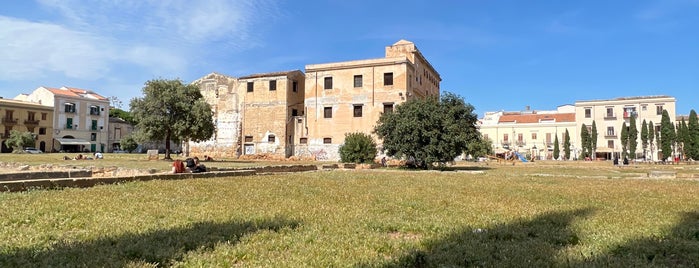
left=1, top=157, right=698, bottom=267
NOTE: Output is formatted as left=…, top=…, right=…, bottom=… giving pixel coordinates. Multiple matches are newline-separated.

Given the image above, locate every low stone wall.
left=0, top=170, right=92, bottom=182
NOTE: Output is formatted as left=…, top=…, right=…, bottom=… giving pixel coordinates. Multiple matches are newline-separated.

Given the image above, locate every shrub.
left=339, top=132, right=377, bottom=164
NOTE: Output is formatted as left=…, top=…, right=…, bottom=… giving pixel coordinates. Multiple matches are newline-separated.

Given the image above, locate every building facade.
left=107, top=117, right=134, bottom=152
left=575, top=95, right=676, bottom=161
left=191, top=40, right=440, bottom=161
left=478, top=105, right=577, bottom=160
left=300, top=40, right=440, bottom=160
left=0, top=98, right=54, bottom=153
left=17, top=87, right=110, bottom=153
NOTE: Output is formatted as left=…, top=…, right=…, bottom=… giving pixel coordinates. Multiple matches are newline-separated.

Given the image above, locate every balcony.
left=603, top=115, right=617, bottom=120
left=2, top=117, right=18, bottom=125
left=25, top=119, right=40, bottom=126
left=605, top=134, right=617, bottom=138
left=515, top=140, right=526, bottom=147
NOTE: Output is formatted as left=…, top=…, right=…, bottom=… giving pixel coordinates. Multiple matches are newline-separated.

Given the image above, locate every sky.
left=1, top=0, right=697, bottom=117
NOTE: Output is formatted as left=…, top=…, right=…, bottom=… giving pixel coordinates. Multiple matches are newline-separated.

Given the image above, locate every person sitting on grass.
left=172, top=159, right=186, bottom=174
left=192, top=157, right=207, bottom=173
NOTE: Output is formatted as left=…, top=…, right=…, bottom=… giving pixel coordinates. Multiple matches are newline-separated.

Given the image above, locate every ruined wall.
left=189, top=73, right=241, bottom=158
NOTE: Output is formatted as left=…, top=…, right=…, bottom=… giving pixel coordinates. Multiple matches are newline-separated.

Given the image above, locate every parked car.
left=23, top=147, right=43, bottom=154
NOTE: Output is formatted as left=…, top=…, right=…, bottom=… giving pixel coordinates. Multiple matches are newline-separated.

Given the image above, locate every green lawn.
left=1, top=161, right=698, bottom=267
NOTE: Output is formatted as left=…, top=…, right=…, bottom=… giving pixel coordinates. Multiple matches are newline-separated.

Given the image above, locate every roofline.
left=306, top=57, right=410, bottom=72
left=575, top=95, right=675, bottom=105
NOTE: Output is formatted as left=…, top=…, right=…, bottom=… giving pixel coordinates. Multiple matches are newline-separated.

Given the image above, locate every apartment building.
left=0, top=98, right=54, bottom=153
left=478, top=105, right=577, bottom=160
left=575, top=95, right=676, bottom=160
left=16, top=87, right=110, bottom=153
left=301, top=40, right=440, bottom=160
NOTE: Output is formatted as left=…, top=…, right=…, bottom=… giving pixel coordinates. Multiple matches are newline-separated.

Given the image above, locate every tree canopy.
left=553, top=134, right=560, bottom=160
left=687, top=110, right=699, bottom=160
left=628, top=115, right=638, bottom=159
left=130, top=79, right=215, bottom=159
left=580, top=124, right=589, bottom=159
left=660, top=109, right=675, bottom=161
left=339, top=132, right=377, bottom=164
left=109, top=108, right=136, bottom=125
left=4, top=130, right=35, bottom=153
left=590, top=121, right=598, bottom=158
left=563, top=129, right=571, bottom=160
left=620, top=122, right=628, bottom=159
left=464, top=135, right=494, bottom=159
left=374, top=92, right=478, bottom=169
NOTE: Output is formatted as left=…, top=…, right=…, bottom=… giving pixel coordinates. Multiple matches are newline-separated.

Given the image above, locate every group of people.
left=63, top=152, right=103, bottom=160
left=172, top=156, right=207, bottom=173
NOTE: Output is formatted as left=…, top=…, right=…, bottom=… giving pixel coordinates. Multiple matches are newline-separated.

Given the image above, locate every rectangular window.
left=39, top=128, right=46, bottom=135
left=353, top=75, right=363, bottom=87
left=90, top=105, right=100, bottom=115
left=608, top=140, right=614, bottom=149
left=91, top=120, right=97, bottom=131
left=292, top=81, right=298, bottom=92
left=91, top=133, right=97, bottom=141
left=384, top=72, right=393, bottom=86
left=353, top=105, right=362, bottom=117
left=641, top=105, right=647, bottom=111
left=268, top=135, right=275, bottom=142
left=546, top=133, right=552, bottom=144
left=518, top=133, right=523, bottom=142
left=607, top=126, right=615, bottom=136
left=41, top=113, right=47, bottom=120
left=300, top=137, right=308, bottom=144
left=503, top=134, right=509, bottom=142
left=323, top=138, right=332, bottom=144
left=324, top=107, right=332, bottom=118
left=292, top=109, right=298, bottom=116
left=247, top=82, right=254, bottom=92
left=531, top=133, right=537, bottom=140
left=324, top=77, right=333, bottom=89
left=606, top=107, right=614, bottom=118
left=383, top=103, right=393, bottom=113
left=656, top=105, right=663, bottom=115
left=244, top=136, right=253, bottom=142
left=584, top=108, right=591, bottom=118
left=269, top=80, right=276, bottom=91
left=66, top=118, right=73, bottom=129
left=27, top=112, right=36, bottom=121
left=64, top=103, right=75, bottom=113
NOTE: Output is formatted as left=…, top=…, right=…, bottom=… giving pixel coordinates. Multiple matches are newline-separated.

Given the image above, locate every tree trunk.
left=165, top=131, right=172, bottom=160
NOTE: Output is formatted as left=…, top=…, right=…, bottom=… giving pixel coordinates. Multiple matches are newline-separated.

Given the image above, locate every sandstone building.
left=191, top=40, right=440, bottom=160
left=0, top=98, right=54, bottom=153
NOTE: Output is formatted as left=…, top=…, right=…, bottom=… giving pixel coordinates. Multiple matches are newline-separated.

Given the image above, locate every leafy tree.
left=563, top=129, right=571, bottom=160
left=641, top=119, right=648, bottom=159
left=374, top=92, right=478, bottom=169
left=109, top=108, right=136, bottom=125
left=339, top=132, right=377, bottom=164
left=464, top=136, right=494, bottom=159
left=4, top=130, right=35, bottom=153
left=590, top=121, right=598, bottom=159
left=120, top=135, right=138, bottom=153
left=660, top=110, right=675, bottom=161
left=648, top=120, right=655, bottom=160
left=620, top=122, right=628, bottom=159
left=130, top=79, right=215, bottom=159
left=687, top=110, right=699, bottom=160
left=553, top=134, right=560, bottom=160
left=580, top=124, right=589, bottom=159
left=108, top=96, right=124, bottom=109
left=628, top=115, right=638, bottom=159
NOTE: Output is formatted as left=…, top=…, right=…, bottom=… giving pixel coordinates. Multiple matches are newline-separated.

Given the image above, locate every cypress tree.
left=628, top=115, right=638, bottom=159
left=580, top=124, right=589, bottom=158
left=648, top=120, right=655, bottom=161
left=564, top=129, right=571, bottom=160
left=687, top=110, right=699, bottom=160
left=590, top=121, right=598, bottom=159
left=620, top=122, right=628, bottom=160
left=660, top=110, right=675, bottom=161
left=553, top=134, right=560, bottom=160
left=641, top=120, right=648, bottom=159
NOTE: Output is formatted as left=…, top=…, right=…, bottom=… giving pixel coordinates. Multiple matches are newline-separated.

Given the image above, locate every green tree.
left=563, top=129, right=571, bottom=160
left=687, top=110, right=699, bottom=160
left=620, top=122, right=628, bottom=159
left=339, top=132, right=378, bottom=164
left=660, top=110, right=675, bottom=161
left=590, top=121, right=598, bottom=159
left=130, top=79, right=215, bottom=159
left=3, top=130, right=35, bottom=153
left=628, top=115, right=638, bottom=159
left=374, top=92, right=478, bottom=169
left=676, top=120, right=688, bottom=159
left=648, top=120, right=655, bottom=160
left=580, top=124, right=589, bottom=159
left=553, top=134, right=560, bottom=160
left=109, top=108, right=136, bottom=125
left=641, top=119, right=648, bottom=159
left=120, top=135, right=138, bottom=153
left=464, top=136, right=494, bottom=159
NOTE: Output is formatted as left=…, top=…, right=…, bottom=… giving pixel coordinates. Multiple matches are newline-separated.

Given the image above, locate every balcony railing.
left=515, top=140, right=526, bottom=146
left=25, top=119, right=40, bottom=125
left=2, top=117, right=18, bottom=125
left=604, top=115, right=617, bottom=120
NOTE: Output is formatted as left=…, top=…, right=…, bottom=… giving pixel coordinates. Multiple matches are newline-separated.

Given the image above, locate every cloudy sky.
left=1, top=0, right=697, bottom=115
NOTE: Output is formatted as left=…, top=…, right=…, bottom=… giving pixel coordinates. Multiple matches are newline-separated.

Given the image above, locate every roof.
left=44, top=86, right=108, bottom=101
left=239, top=70, right=303, bottom=80
left=499, top=113, right=576, bottom=124
left=576, top=95, right=674, bottom=104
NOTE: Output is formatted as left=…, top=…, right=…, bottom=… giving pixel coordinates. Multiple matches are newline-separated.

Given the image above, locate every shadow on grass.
left=371, top=208, right=594, bottom=267
left=582, top=211, right=699, bottom=266
left=0, top=216, right=300, bottom=267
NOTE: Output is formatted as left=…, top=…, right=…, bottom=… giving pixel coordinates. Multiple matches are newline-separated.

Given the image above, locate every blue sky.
left=1, top=0, right=697, bottom=117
